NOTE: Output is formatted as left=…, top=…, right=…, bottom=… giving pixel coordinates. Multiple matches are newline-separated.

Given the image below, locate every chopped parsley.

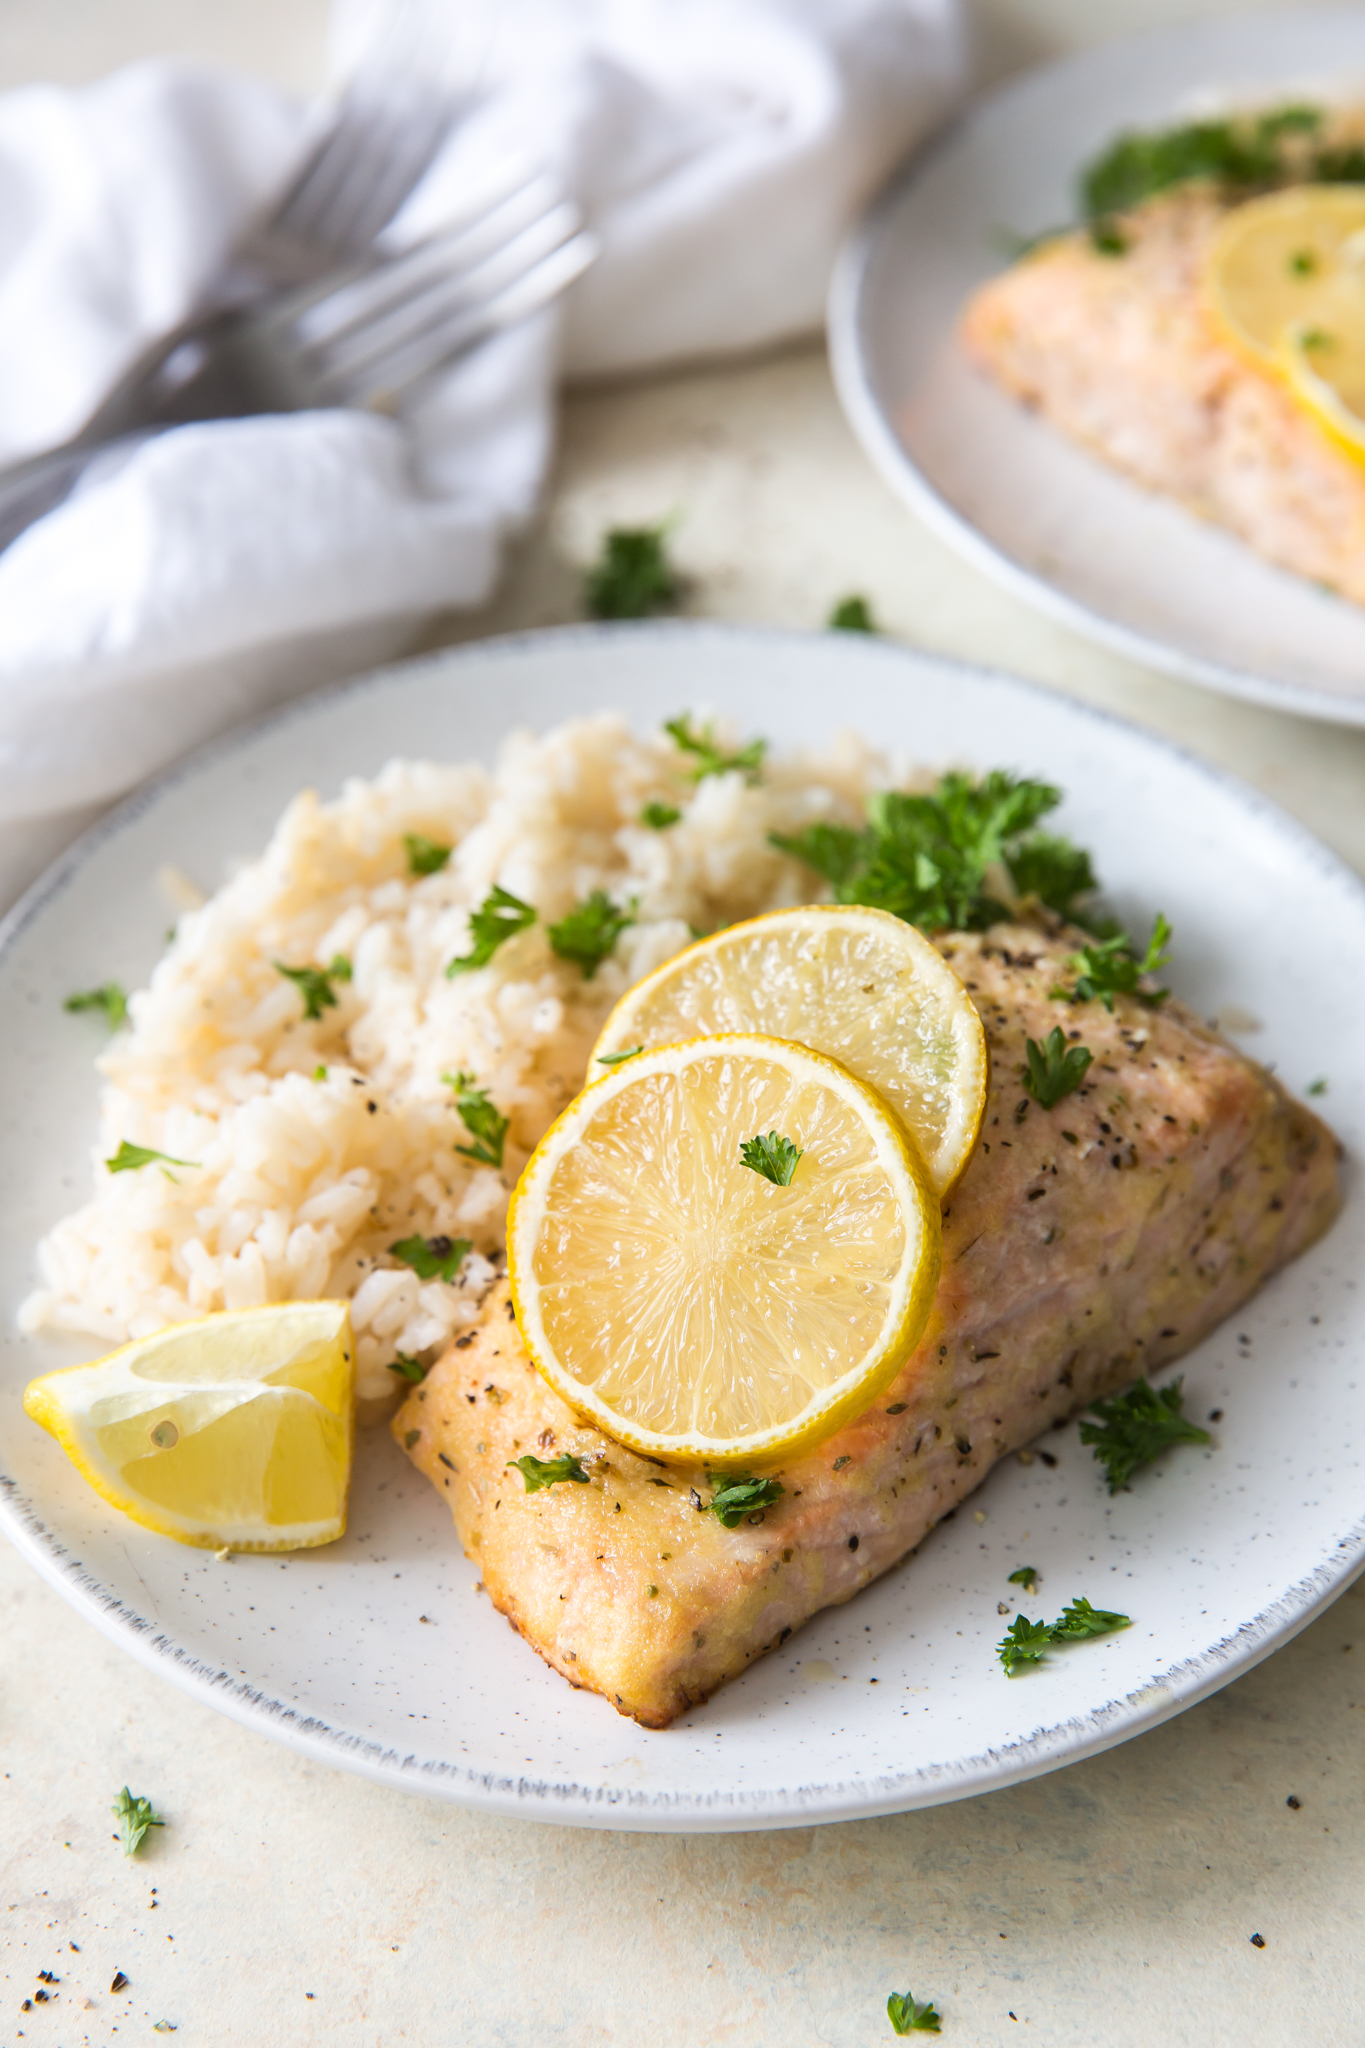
left=1023, top=1027, right=1093, bottom=1109
left=275, top=954, right=351, bottom=1020
left=774, top=770, right=1078, bottom=932
left=998, top=1597, right=1129, bottom=1674
left=389, top=1233, right=471, bottom=1283
left=1307, top=1077, right=1329, bottom=1096
left=105, top=1141, right=198, bottom=1176
left=1289, top=248, right=1318, bottom=276
left=640, top=800, right=682, bottom=828
left=828, top=594, right=879, bottom=633
left=740, top=1130, right=803, bottom=1186
left=548, top=890, right=635, bottom=978
left=1007, top=1565, right=1040, bottom=1592
left=1299, top=326, right=1333, bottom=351
left=1079, top=104, right=1327, bottom=249
left=664, top=713, right=766, bottom=784
left=586, top=524, right=679, bottom=620
left=887, top=1990, right=942, bottom=2034
left=1058, top=913, right=1171, bottom=1011
left=509, top=1452, right=590, bottom=1491
left=112, top=1787, right=163, bottom=1857
left=64, top=982, right=128, bottom=1030
left=403, top=832, right=451, bottom=876
left=387, top=1353, right=427, bottom=1384
left=596, top=1045, right=644, bottom=1066
left=444, top=1071, right=509, bottom=1170
left=446, top=884, right=536, bottom=975
left=312, top=1064, right=328, bottom=1081
left=1079, top=1375, right=1211, bottom=1492
left=706, top=1473, right=784, bottom=1527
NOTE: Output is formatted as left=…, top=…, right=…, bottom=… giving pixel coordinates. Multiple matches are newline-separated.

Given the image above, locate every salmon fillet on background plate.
left=396, top=921, right=1340, bottom=1729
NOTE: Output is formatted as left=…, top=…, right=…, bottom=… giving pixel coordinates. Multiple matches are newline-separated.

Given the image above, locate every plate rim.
left=828, top=9, right=1365, bottom=730
left=3, top=616, right=1364, bottom=1832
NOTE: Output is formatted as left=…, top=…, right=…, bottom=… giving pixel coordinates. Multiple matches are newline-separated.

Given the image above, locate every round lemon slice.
left=508, top=1033, right=942, bottom=1468
left=1204, top=185, right=1365, bottom=369
left=23, top=1301, right=354, bottom=1551
left=1282, top=317, right=1365, bottom=461
left=590, top=904, right=987, bottom=1196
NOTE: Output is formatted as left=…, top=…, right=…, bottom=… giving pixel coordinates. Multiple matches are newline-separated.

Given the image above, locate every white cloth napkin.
left=0, top=0, right=964, bottom=900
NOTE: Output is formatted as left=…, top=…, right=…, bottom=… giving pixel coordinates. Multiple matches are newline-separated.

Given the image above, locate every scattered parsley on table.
left=64, top=982, right=128, bottom=1030
left=740, top=1130, right=803, bottom=1186
left=112, top=1787, right=163, bottom=1858
left=548, top=891, right=635, bottom=978
left=586, top=524, right=679, bottom=619
left=887, top=1989, right=942, bottom=2033
left=446, top=884, right=537, bottom=975
left=1079, top=1376, right=1211, bottom=1492
left=828, top=594, right=879, bottom=633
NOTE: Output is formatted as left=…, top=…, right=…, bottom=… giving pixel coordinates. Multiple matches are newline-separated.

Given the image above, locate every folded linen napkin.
left=0, top=0, right=964, bottom=903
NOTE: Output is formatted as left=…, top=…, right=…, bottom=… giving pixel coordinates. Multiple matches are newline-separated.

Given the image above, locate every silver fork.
left=0, top=174, right=596, bottom=550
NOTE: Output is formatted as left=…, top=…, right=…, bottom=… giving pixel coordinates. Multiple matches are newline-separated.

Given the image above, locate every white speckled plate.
left=830, top=8, right=1365, bottom=725
left=1, top=624, right=1362, bottom=1831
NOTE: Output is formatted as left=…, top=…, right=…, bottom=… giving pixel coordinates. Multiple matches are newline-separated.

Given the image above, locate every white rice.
left=23, top=712, right=895, bottom=1399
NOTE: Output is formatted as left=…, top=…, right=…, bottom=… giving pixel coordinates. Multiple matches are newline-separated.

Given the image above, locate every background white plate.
left=830, top=8, right=1365, bottom=726
left=1, top=624, right=1362, bottom=1831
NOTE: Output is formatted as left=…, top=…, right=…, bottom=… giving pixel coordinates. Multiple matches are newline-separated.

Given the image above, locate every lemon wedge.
left=1204, top=185, right=1365, bottom=370
left=590, top=904, right=987, bottom=1197
left=23, top=1302, right=354, bottom=1551
left=508, top=1033, right=941, bottom=1468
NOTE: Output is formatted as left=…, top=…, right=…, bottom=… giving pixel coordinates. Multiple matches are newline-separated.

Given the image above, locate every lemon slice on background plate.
left=1281, top=318, right=1365, bottom=462
left=508, top=1032, right=941, bottom=1468
left=1204, top=184, right=1365, bottom=369
left=590, top=904, right=987, bottom=1197
left=23, top=1301, right=354, bottom=1551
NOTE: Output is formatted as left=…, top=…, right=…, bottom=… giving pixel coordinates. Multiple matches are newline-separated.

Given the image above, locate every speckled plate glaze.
left=830, top=8, right=1365, bottom=726
left=1, top=624, right=1362, bottom=1831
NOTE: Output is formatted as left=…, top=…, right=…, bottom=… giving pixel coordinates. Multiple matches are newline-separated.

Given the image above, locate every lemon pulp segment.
left=23, top=1300, right=354, bottom=1550
left=590, top=903, right=986, bottom=1196
left=1204, top=185, right=1365, bottom=368
left=509, top=1034, right=941, bottom=1467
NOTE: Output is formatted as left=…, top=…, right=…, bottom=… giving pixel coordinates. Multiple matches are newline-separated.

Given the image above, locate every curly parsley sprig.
left=1054, top=914, right=1171, bottom=1012
left=1079, top=1376, right=1211, bottom=1493
left=1023, top=1027, right=1093, bottom=1109
left=997, top=1597, right=1130, bottom=1675
left=112, top=1787, right=164, bottom=1857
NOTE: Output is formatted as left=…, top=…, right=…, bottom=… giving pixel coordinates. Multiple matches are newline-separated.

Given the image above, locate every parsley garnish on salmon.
left=509, top=1452, right=591, bottom=1491
left=705, top=1474, right=784, bottom=1528
left=1023, top=1027, right=1093, bottom=1108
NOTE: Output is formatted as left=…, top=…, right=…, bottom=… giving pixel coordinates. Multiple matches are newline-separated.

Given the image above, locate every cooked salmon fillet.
left=960, top=187, right=1365, bottom=602
left=395, top=924, right=1340, bottom=1727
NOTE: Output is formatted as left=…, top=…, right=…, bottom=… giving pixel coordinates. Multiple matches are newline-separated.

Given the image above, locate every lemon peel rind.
left=589, top=902, right=988, bottom=1198
left=508, top=1032, right=942, bottom=1469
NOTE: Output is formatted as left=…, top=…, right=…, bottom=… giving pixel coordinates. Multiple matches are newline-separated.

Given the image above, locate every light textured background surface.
left=3, top=3, right=1365, bottom=2044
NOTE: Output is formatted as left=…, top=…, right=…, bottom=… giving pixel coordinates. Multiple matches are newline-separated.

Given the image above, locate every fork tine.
left=301, top=94, right=455, bottom=256
left=317, top=226, right=598, bottom=410
left=302, top=200, right=582, bottom=389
